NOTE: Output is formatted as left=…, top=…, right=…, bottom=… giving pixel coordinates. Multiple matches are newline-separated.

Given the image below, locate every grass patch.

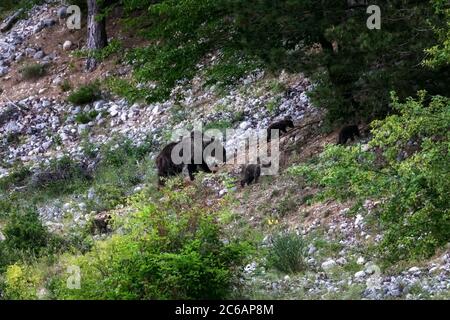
left=75, top=110, right=99, bottom=124
left=20, top=64, right=47, bottom=80
left=68, top=83, right=101, bottom=105
left=268, top=232, right=307, bottom=274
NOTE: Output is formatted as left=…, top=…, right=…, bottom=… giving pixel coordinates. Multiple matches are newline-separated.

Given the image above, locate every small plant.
left=265, top=98, right=280, bottom=114
left=204, top=119, right=234, bottom=134
left=20, top=63, right=47, bottom=80
left=59, top=79, right=72, bottom=92
left=268, top=232, right=307, bottom=274
left=276, top=194, right=298, bottom=218
left=268, top=80, right=286, bottom=94
left=75, top=110, right=99, bottom=124
left=68, top=83, right=101, bottom=105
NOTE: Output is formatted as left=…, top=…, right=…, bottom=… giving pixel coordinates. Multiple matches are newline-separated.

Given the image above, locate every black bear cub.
left=240, top=164, right=261, bottom=187
left=267, top=118, right=295, bottom=141
left=337, top=125, right=360, bottom=145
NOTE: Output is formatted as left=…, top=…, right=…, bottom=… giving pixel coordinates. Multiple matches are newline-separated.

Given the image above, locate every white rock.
left=321, top=259, right=337, bottom=271
left=239, top=121, right=251, bottom=130
left=108, top=104, right=119, bottom=117
left=408, top=267, right=420, bottom=273
left=357, top=256, right=365, bottom=265
left=354, top=271, right=366, bottom=279
left=63, top=40, right=73, bottom=51
left=354, top=214, right=364, bottom=227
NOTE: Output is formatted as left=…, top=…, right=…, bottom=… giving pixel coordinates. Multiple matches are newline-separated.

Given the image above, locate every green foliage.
left=105, top=77, right=146, bottom=103
left=75, top=39, right=123, bottom=62
left=59, top=79, right=72, bottom=92
left=203, top=119, right=233, bottom=133
left=268, top=232, right=307, bottom=274
left=20, top=64, right=47, bottom=80
left=288, top=93, right=450, bottom=262
left=75, top=110, right=99, bottom=124
left=68, top=83, right=101, bottom=105
left=1, top=209, right=48, bottom=254
left=0, top=208, right=64, bottom=273
left=423, top=1, right=450, bottom=69
left=47, top=185, right=250, bottom=299
left=0, top=0, right=43, bottom=18
left=117, top=0, right=449, bottom=124
left=0, top=166, right=31, bottom=192
left=2, top=264, right=42, bottom=300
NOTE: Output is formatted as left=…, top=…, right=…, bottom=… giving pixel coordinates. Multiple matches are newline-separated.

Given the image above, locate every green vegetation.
left=68, top=83, right=101, bottom=105
left=288, top=92, right=450, bottom=263
left=268, top=232, right=307, bottom=274
left=19, top=63, right=47, bottom=80
left=110, top=0, right=450, bottom=127
left=74, top=39, right=123, bottom=62
left=75, top=110, right=99, bottom=124
left=1, top=182, right=250, bottom=300
left=59, top=79, right=72, bottom=92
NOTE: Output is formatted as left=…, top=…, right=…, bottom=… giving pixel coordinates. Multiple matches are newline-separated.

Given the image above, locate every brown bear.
left=267, top=118, right=295, bottom=142
left=240, top=163, right=261, bottom=187
left=155, top=141, right=185, bottom=186
left=91, top=212, right=112, bottom=234
left=155, top=131, right=227, bottom=185
left=337, top=125, right=360, bottom=145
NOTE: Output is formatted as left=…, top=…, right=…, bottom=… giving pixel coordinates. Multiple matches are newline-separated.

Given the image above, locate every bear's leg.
left=187, top=164, right=198, bottom=180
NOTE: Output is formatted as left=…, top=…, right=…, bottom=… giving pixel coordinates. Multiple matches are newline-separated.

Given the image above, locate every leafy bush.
left=20, top=64, right=47, bottom=80
left=423, top=0, right=450, bottom=69
left=2, top=264, right=43, bottom=300
left=68, top=83, right=101, bottom=105
left=47, top=185, right=250, bottom=299
left=288, top=92, right=450, bottom=263
left=268, top=232, right=307, bottom=274
left=0, top=208, right=61, bottom=273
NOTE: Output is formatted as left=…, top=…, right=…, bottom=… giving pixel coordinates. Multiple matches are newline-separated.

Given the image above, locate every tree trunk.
left=86, top=0, right=108, bottom=71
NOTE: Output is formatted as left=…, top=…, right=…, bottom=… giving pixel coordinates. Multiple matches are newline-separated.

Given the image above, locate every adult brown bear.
left=156, top=131, right=227, bottom=185
left=155, top=141, right=185, bottom=186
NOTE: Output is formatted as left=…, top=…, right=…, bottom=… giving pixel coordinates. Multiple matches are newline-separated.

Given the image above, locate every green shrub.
left=1, top=209, right=48, bottom=254
left=288, top=92, right=450, bottom=263
left=105, top=76, right=146, bottom=103
left=75, top=110, right=99, bottom=124
left=268, top=232, right=307, bottom=274
left=68, top=83, right=101, bottom=105
left=0, top=166, right=31, bottom=192
left=0, top=208, right=61, bottom=272
left=20, top=64, right=47, bottom=80
left=48, top=186, right=249, bottom=299
left=2, top=264, right=42, bottom=300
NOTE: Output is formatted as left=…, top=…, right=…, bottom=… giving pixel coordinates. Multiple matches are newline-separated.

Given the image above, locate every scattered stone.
left=63, top=40, right=72, bottom=51
left=0, top=9, right=24, bottom=33
left=322, top=259, right=337, bottom=271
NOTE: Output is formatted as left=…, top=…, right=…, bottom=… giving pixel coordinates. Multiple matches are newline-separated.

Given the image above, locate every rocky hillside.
left=0, top=1, right=449, bottom=300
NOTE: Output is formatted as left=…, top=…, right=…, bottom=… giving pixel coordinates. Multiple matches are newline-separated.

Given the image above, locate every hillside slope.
left=0, top=2, right=449, bottom=300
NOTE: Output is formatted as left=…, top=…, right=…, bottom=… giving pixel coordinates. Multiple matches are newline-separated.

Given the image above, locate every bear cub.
left=337, top=125, right=360, bottom=145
